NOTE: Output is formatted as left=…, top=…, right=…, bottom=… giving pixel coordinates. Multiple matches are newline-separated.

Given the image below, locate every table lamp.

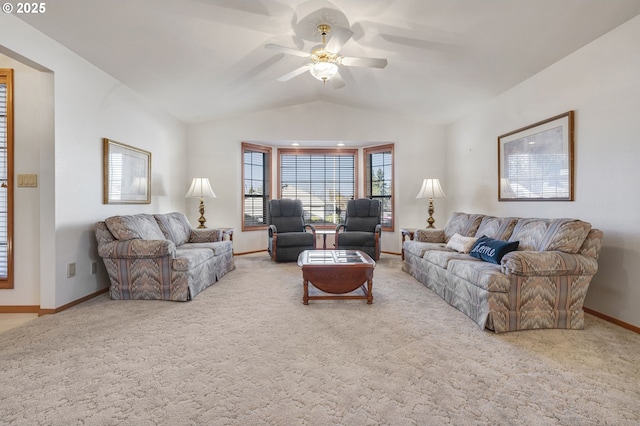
left=185, top=177, right=216, bottom=228
left=416, top=178, right=446, bottom=228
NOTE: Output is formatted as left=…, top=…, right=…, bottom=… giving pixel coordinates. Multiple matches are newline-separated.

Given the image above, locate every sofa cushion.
left=346, top=217, right=380, bottom=233
left=270, top=217, right=305, bottom=234
left=403, top=241, right=447, bottom=258
left=180, top=241, right=233, bottom=256
left=476, top=216, right=519, bottom=240
left=155, top=212, right=192, bottom=246
left=268, top=199, right=307, bottom=233
left=190, top=228, right=223, bottom=243
left=448, top=259, right=511, bottom=293
left=345, top=199, right=381, bottom=232
left=414, top=229, right=445, bottom=243
left=338, top=231, right=376, bottom=247
left=509, top=218, right=591, bottom=253
left=105, top=214, right=166, bottom=241
left=443, top=212, right=484, bottom=242
left=470, top=236, right=519, bottom=264
left=445, top=233, right=478, bottom=253
left=424, top=250, right=479, bottom=269
left=274, top=232, right=315, bottom=248
left=172, top=247, right=215, bottom=271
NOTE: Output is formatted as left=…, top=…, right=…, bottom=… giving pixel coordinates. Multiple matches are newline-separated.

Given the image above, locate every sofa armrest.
left=414, top=228, right=445, bottom=243
left=190, top=228, right=223, bottom=243
left=98, top=239, right=176, bottom=259
left=501, top=250, right=598, bottom=276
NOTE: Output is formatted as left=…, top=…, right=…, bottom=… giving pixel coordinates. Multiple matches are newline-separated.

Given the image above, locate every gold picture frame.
left=103, top=138, right=151, bottom=204
left=498, top=111, right=574, bottom=201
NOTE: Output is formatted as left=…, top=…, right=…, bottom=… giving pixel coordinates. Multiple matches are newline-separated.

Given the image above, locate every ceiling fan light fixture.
left=310, top=61, right=338, bottom=82
left=267, top=22, right=387, bottom=86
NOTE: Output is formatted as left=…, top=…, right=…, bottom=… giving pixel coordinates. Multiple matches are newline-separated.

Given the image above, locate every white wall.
left=446, top=15, right=640, bottom=328
left=187, top=101, right=446, bottom=255
left=0, top=14, right=188, bottom=309
left=0, top=54, right=52, bottom=306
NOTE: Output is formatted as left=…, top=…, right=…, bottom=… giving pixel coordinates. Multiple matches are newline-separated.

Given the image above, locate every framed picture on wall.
left=498, top=111, right=574, bottom=201
left=103, top=138, right=151, bottom=204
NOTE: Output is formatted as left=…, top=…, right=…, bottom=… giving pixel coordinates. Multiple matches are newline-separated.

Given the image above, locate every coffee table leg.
left=367, top=278, right=373, bottom=304
left=303, top=278, right=309, bottom=305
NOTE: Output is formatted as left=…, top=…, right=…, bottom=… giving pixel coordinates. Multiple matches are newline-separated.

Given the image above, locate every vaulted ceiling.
left=16, top=0, right=640, bottom=124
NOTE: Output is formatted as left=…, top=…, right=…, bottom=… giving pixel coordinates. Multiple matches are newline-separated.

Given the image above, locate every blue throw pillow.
left=469, top=235, right=519, bottom=264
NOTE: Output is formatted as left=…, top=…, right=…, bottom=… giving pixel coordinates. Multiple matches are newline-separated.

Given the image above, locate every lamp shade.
left=185, top=178, right=216, bottom=198
left=416, top=178, right=446, bottom=199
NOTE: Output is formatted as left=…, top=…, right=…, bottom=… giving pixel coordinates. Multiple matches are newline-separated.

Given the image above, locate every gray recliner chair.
left=267, top=199, right=316, bottom=262
left=335, top=198, right=382, bottom=260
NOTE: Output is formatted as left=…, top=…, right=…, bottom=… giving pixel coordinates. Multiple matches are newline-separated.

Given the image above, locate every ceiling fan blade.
left=331, top=72, right=346, bottom=89
left=277, top=65, right=310, bottom=82
left=265, top=43, right=310, bottom=58
left=325, top=28, right=354, bottom=54
left=340, top=56, right=388, bottom=69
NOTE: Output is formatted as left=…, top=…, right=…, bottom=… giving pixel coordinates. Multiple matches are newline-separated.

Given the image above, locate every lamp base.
left=197, top=198, right=207, bottom=229
left=426, top=198, right=436, bottom=229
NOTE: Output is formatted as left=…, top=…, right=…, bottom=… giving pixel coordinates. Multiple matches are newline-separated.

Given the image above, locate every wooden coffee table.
left=297, top=250, right=376, bottom=305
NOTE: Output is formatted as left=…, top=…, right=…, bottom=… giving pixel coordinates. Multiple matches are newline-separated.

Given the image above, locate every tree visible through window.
left=0, top=69, right=13, bottom=289
left=365, top=144, right=394, bottom=231
left=242, top=142, right=271, bottom=230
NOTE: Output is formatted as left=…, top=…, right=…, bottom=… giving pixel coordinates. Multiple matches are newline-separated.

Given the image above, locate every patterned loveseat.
left=402, top=212, right=603, bottom=333
left=96, top=212, right=235, bottom=301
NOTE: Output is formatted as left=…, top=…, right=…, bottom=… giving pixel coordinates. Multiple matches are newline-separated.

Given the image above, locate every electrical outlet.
left=90, top=262, right=97, bottom=275
left=67, top=262, right=76, bottom=278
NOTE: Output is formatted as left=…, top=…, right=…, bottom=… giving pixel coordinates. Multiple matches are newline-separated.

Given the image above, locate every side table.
left=315, top=229, right=335, bottom=250
left=218, top=228, right=234, bottom=254
left=400, top=228, right=417, bottom=260
left=218, top=228, right=234, bottom=241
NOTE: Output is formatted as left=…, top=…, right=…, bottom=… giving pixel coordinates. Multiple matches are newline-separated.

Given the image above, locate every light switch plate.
left=17, top=174, right=38, bottom=187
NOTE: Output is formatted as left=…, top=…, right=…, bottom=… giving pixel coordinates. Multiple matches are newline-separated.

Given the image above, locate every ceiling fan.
left=265, top=24, right=388, bottom=87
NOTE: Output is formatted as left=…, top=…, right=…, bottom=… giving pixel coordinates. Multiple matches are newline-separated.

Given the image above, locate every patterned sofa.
left=96, top=212, right=235, bottom=301
left=402, top=212, right=603, bottom=333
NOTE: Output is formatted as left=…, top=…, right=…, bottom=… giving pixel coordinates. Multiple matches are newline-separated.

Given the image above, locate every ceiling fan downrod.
left=317, top=24, right=331, bottom=45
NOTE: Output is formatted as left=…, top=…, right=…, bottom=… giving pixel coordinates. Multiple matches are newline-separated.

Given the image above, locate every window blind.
left=279, top=150, right=356, bottom=226
left=0, top=82, right=8, bottom=277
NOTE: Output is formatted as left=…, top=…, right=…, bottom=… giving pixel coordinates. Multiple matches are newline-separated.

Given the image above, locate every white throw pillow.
left=446, top=233, right=478, bottom=253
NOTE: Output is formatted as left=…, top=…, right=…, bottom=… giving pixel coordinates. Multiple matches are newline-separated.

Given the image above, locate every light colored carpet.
left=0, top=313, right=38, bottom=334
left=1, top=253, right=639, bottom=425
